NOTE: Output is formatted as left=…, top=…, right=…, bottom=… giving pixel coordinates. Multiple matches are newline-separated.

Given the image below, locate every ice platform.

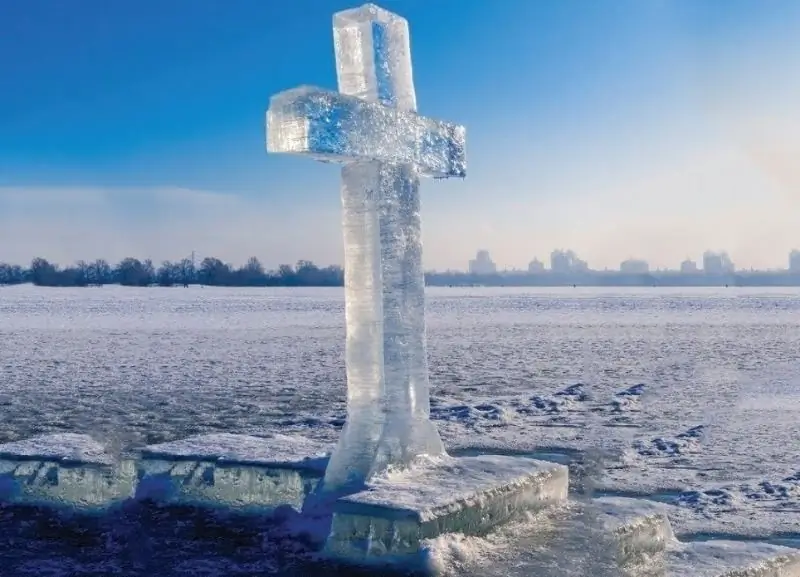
left=136, top=433, right=331, bottom=513
left=590, top=498, right=800, bottom=576
left=664, top=541, right=800, bottom=577
left=325, top=455, right=568, bottom=560
left=592, top=496, right=674, bottom=565
left=0, top=433, right=135, bottom=513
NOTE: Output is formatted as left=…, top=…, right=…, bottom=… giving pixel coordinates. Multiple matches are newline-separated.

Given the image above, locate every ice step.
left=136, top=433, right=332, bottom=513
left=325, top=455, right=569, bottom=562
left=476, top=496, right=677, bottom=576
left=592, top=496, right=675, bottom=564
left=664, top=540, right=800, bottom=577
left=0, top=433, right=135, bottom=513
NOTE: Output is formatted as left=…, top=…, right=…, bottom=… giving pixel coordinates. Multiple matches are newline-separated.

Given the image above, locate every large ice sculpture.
left=267, top=3, right=466, bottom=493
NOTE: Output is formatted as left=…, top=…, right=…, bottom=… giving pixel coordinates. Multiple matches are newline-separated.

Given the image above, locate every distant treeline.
left=0, top=257, right=344, bottom=287
left=3, top=258, right=800, bottom=288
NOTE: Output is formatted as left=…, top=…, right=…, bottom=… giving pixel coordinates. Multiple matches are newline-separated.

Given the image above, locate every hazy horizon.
left=1, top=0, right=798, bottom=271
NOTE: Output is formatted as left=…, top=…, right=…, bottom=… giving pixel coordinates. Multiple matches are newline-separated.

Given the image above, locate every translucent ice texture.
left=137, top=433, right=330, bottom=512
left=593, top=496, right=675, bottom=567
left=0, top=433, right=115, bottom=465
left=0, top=459, right=136, bottom=512
left=333, top=3, right=416, bottom=111
left=139, top=433, right=330, bottom=473
left=136, top=459, right=317, bottom=513
left=0, top=434, right=134, bottom=512
left=265, top=3, right=466, bottom=494
left=266, top=87, right=466, bottom=178
left=322, top=162, right=446, bottom=491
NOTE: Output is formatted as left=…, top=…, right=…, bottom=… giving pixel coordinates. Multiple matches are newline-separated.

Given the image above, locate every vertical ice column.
left=374, top=162, right=444, bottom=470
left=333, top=3, right=417, bottom=112
left=322, top=162, right=385, bottom=491
left=322, top=4, right=445, bottom=492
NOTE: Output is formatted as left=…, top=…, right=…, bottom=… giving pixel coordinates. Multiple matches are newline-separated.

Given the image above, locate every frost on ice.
left=266, top=3, right=466, bottom=493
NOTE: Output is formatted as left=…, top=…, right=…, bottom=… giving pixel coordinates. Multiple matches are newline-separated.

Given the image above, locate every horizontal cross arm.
left=266, top=86, right=466, bottom=179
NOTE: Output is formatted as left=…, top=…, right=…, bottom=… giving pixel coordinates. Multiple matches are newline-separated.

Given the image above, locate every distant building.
left=550, top=249, right=588, bottom=274
left=680, top=259, right=699, bottom=274
left=703, top=251, right=734, bottom=275
left=619, top=259, right=649, bottom=274
left=528, top=258, right=545, bottom=273
left=469, top=250, right=497, bottom=275
left=791, top=250, right=800, bottom=273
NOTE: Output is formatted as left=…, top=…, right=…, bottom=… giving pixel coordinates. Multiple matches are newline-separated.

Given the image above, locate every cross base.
left=324, top=455, right=568, bottom=562
left=1, top=433, right=799, bottom=576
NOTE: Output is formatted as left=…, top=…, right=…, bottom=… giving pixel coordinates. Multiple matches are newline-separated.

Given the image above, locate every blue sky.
left=1, top=0, right=798, bottom=270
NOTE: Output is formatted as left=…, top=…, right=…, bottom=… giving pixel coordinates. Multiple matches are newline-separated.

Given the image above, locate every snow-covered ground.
left=1, top=285, right=799, bottom=574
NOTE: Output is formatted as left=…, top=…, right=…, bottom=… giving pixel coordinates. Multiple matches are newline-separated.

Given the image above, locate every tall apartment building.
left=790, top=250, right=800, bottom=273
left=550, top=249, right=588, bottom=274
left=469, top=250, right=497, bottom=275
left=703, top=251, right=734, bottom=275
left=620, top=259, right=649, bottom=274
left=680, top=259, right=699, bottom=273
left=528, top=258, right=545, bottom=273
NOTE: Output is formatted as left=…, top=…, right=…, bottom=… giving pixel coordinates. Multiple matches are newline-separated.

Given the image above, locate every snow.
left=666, top=541, right=800, bottom=576
left=0, top=433, right=114, bottom=465
left=140, top=433, right=330, bottom=472
left=1, top=284, right=800, bottom=573
left=335, top=455, right=567, bottom=522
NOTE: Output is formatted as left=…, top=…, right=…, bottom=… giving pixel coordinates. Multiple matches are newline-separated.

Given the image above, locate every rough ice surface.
left=325, top=455, right=568, bottom=559
left=139, top=433, right=330, bottom=472
left=267, top=4, right=466, bottom=494
left=665, top=541, right=800, bottom=576
left=590, top=496, right=675, bottom=567
left=3, top=287, right=800, bottom=572
left=266, top=87, right=466, bottom=178
left=0, top=433, right=115, bottom=465
left=136, top=433, right=329, bottom=512
left=0, top=434, right=134, bottom=512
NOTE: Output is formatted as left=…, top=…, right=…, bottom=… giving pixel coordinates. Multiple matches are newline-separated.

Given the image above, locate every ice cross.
left=266, top=3, right=466, bottom=493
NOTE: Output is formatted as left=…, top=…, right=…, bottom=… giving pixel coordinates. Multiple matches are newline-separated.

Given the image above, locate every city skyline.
left=467, top=248, right=800, bottom=275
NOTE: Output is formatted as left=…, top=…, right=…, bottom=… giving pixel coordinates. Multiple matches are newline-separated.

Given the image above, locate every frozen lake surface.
left=1, top=285, right=799, bottom=574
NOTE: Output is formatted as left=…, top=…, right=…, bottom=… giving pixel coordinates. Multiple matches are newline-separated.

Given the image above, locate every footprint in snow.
left=634, top=424, right=706, bottom=457
left=554, top=383, right=591, bottom=402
